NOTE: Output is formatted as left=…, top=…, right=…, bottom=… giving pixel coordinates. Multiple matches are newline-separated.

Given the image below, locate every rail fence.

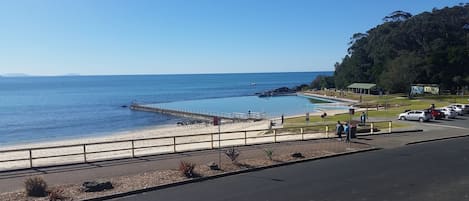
left=0, top=121, right=392, bottom=171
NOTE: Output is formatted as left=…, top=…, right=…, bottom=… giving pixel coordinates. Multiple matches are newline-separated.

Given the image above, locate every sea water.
left=0, top=72, right=331, bottom=145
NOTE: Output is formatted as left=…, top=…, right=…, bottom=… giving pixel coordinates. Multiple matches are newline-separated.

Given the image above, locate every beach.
left=0, top=105, right=355, bottom=171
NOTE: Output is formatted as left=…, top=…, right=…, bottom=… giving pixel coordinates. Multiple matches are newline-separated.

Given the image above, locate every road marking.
left=421, top=123, right=469, bottom=130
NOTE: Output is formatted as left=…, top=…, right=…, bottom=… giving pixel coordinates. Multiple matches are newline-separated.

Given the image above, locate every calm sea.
left=0, top=72, right=331, bottom=145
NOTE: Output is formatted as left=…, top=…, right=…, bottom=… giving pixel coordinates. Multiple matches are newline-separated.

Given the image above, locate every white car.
left=449, top=104, right=469, bottom=114
left=447, top=105, right=463, bottom=115
left=439, top=107, right=457, bottom=119
left=398, top=110, right=432, bottom=122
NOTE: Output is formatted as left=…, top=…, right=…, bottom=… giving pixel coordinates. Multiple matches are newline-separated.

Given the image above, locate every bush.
left=264, top=149, right=273, bottom=161
left=24, top=176, right=48, bottom=197
left=179, top=161, right=196, bottom=178
left=48, top=188, right=69, bottom=201
left=225, top=147, right=240, bottom=163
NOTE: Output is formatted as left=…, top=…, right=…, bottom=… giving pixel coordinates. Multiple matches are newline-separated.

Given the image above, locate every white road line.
left=421, top=123, right=469, bottom=130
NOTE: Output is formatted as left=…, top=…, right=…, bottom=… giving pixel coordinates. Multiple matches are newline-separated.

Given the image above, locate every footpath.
left=0, top=120, right=468, bottom=196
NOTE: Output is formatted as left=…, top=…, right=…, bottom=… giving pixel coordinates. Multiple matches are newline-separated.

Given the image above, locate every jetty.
left=130, top=103, right=265, bottom=122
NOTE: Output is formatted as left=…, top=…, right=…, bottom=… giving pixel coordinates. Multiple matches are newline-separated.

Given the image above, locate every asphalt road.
left=114, top=136, right=469, bottom=201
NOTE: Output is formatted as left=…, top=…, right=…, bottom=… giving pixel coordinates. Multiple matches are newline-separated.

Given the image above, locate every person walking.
left=336, top=121, right=343, bottom=140
left=360, top=112, right=366, bottom=125
left=344, top=122, right=350, bottom=142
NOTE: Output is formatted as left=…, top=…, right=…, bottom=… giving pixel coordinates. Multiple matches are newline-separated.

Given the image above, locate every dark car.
left=430, top=109, right=445, bottom=120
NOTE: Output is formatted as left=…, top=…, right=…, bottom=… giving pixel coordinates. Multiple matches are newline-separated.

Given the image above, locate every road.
left=114, top=135, right=469, bottom=201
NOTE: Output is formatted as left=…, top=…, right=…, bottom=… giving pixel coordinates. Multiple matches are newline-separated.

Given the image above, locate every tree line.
left=312, top=4, right=469, bottom=93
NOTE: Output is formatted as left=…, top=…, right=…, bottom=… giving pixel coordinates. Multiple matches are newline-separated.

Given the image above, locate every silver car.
left=439, top=107, right=457, bottom=119
left=398, top=110, right=432, bottom=122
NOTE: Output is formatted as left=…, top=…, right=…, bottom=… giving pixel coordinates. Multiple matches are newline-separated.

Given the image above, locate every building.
left=347, top=83, right=376, bottom=95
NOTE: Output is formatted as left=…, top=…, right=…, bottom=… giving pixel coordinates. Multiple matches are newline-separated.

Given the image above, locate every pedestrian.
left=336, top=121, right=343, bottom=140
left=360, top=112, right=366, bottom=124
left=281, top=114, right=284, bottom=124
left=344, top=122, right=350, bottom=142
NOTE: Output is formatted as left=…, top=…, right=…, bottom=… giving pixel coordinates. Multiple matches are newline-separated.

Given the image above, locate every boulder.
left=291, top=152, right=304, bottom=158
left=207, top=162, right=219, bottom=170
left=82, top=181, right=113, bottom=192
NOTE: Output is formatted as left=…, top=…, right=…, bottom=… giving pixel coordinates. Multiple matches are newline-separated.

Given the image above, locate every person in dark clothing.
left=336, top=121, right=343, bottom=140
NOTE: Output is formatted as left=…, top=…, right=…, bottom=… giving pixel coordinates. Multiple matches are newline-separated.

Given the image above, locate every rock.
left=207, top=162, right=219, bottom=170
left=82, top=181, right=113, bottom=192
left=291, top=152, right=304, bottom=158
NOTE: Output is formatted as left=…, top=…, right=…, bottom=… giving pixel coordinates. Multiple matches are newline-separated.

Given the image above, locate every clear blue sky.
left=0, top=0, right=463, bottom=75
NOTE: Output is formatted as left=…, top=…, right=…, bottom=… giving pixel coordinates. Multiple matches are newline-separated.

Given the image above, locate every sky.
left=0, top=0, right=464, bottom=76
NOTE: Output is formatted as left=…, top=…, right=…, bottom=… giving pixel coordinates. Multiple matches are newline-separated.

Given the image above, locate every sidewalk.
left=1, top=126, right=468, bottom=197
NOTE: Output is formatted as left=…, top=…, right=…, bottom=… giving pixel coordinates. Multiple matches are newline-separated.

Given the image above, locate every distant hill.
left=1, top=73, right=30, bottom=77
left=334, top=4, right=469, bottom=93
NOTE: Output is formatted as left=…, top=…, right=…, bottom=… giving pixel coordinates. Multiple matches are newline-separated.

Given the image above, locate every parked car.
left=449, top=104, right=469, bottom=114
left=447, top=105, right=464, bottom=115
left=398, top=110, right=432, bottom=122
left=428, top=109, right=445, bottom=120
left=439, top=107, right=457, bottom=119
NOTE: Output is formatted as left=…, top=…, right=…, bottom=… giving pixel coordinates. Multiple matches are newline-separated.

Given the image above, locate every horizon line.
left=1, top=70, right=334, bottom=78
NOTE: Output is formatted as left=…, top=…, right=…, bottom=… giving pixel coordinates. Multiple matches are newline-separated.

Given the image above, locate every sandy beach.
left=0, top=94, right=356, bottom=171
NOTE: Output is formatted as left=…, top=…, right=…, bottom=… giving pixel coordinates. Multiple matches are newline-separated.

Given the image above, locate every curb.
left=83, top=147, right=381, bottom=201
left=406, top=134, right=469, bottom=145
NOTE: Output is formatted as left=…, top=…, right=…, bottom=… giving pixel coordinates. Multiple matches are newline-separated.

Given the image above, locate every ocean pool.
left=148, top=95, right=349, bottom=118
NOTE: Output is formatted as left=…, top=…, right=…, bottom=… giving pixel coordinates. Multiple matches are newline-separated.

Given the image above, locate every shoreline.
left=1, top=93, right=353, bottom=151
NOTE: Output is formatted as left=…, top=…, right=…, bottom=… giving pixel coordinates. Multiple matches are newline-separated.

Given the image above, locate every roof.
left=347, top=83, right=376, bottom=89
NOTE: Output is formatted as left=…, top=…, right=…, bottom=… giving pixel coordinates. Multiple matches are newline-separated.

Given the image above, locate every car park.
left=398, top=110, right=432, bottom=122
left=439, top=107, right=457, bottom=119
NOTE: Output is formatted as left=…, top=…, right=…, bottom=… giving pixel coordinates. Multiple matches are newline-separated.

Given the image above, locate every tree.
left=333, top=4, right=469, bottom=93
left=383, top=10, right=413, bottom=22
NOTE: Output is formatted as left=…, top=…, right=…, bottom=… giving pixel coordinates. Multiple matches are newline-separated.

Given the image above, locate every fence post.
left=29, top=149, right=33, bottom=168
left=370, top=123, right=374, bottom=134
left=301, top=127, right=304, bottom=140
left=211, top=133, right=214, bottom=149
left=326, top=125, right=329, bottom=138
left=83, top=144, right=87, bottom=163
left=173, top=137, right=177, bottom=153
left=274, top=129, right=277, bottom=143
left=131, top=140, right=135, bottom=158
left=389, top=121, right=392, bottom=133
left=244, top=131, right=247, bottom=145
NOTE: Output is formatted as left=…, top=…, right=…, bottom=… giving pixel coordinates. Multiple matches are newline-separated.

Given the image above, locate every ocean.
left=0, top=72, right=332, bottom=145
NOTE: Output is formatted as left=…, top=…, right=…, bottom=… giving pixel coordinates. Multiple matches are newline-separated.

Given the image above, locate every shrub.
left=225, top=147, right=240, bottom=163
left=24, top=176, right=48, bottom=197
left=179, top=161, right=196, bottom=178
left=48, top=188, right=68, bottom=201
left=264, top=148, right=273, bottom=161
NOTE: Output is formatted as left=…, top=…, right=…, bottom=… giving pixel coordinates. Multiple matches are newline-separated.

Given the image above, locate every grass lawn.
left=287, top=91, right=469, bottom=130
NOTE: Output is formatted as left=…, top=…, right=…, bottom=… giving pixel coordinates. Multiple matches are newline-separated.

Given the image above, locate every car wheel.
left=400, top=116, right=406, bottom=120
left=419, top=117, right=424, bottom=122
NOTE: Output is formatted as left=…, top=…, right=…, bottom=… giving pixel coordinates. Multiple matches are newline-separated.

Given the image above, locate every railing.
left=0, top=121, right=392, bottom=171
